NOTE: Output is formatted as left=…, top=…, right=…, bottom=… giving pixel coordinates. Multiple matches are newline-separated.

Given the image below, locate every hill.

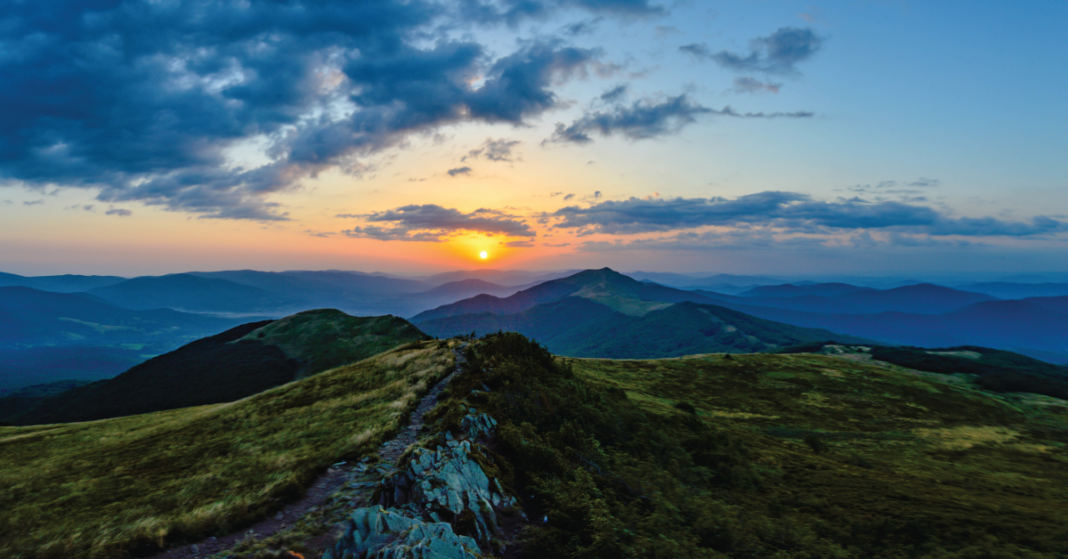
left=0, top=340, right=455, bottom=558
left=683, top=291, right=1068, bottom=361
left=0, top=380, right=92, bottom=423
left=88, top=273, right=293, bottom=312
left=415, top=270, right=871, bottom=358
left=775, top=342, right=1068, bottom=400
left=739, top=282, right=873, bottom=298
left=14, top=309, right=429, bottom=425
left=962, top=282, right=1068, bottom=299
left=413, top=267, right=720, bottom=322
left=0, top=272, right=126, bottom=292
left=433, top=333, right=1068, bottom=559
left=0, top=286, right=242, bottom=390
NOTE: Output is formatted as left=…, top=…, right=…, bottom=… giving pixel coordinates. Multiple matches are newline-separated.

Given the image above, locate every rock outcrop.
left=323, top=507, right=480, bottom=559
left=325, top=402, right=517, bottom=559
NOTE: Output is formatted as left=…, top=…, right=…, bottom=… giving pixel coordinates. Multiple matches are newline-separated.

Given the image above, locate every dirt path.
left=149, top=345, right=465, bottom=559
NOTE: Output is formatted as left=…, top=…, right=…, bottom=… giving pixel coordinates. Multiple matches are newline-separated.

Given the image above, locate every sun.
left=479, top=251, right=488, bottom=259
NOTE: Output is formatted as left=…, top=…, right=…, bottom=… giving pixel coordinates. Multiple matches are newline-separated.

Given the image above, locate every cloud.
left=564, top=194, right=576, bottom=201
left=0, top=1, right=605, bottom=221
left=547, top=95, right=712, bottom=143
left=447, top=167, right=473, bottom=177
left=574, top=229, right=990, bottom=253
left=462, top=0, right=663, bottom=25
left=551, top=192, right=1068, bottom=237
left=343, top=204, right=535, bottom=242
left=599, top=84, right=630, bottom=103
left=733, top=77, right=781, bottom=94
left=463, top=138, right=521, bottom=162
left=681, top=26, right=824, bottom=75
left=501, top=240, right=535, bottom=247
left=547, top=96, right=811, bottom=144
left=106, top=208, right=132, bottom=217
left=22, top=200, right=44, bottom=206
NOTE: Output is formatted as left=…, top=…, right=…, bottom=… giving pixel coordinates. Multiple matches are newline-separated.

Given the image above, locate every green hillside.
left=14, top=310, right=430, bottom=425
left=240, top=309, right=430, bottom=379
left=775, top=343, right=1068, bottom=400
left=0, top=340, right=455, bottom=559
left=435, top=333, right=1068, bottom=558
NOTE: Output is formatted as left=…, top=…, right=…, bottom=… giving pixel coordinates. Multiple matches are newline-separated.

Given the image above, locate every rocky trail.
left=151, top=344, right=479, bottom=559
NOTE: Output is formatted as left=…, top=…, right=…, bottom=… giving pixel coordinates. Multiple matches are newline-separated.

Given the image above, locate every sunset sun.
left=479, top=251, right=488, bottom=259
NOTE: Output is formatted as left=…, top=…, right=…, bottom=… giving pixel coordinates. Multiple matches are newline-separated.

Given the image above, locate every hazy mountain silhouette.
left=0, top=272, right=126, bottom=292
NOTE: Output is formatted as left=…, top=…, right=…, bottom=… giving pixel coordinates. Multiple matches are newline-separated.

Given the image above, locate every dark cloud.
left=447, top=166, right=473, bottom=177
left=461, top=0, right=662, bottom=25
left=599, top=84, right=629, bottom=103
left=564, top=194, right=576, bottom=201
left=343, top=204, right=535, bottom=242
left=547, top=96, right=810, bottom=144
left=0, top=1, right=604, bottom=220
left=682, top=26, right=823, bottom=75
left=23, top=200, right=44, bottom=206
left=106, top=208, right=132, bottom=217
left=562, top=17, right=604, bottom=36
left=552, top=192, right=1068, bottom=237
left=463, top=138, right=521, bottom=162
left=575, top=229, right=988, bottom=253
left=547, top=95, right=712, bottom=143
left=733, top=77, right=781, bottom=94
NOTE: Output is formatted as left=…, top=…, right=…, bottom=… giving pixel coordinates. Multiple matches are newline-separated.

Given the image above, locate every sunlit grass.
left=566, top=352, right=1068, bottom=556
left=0, top=340, right=455, bottom=559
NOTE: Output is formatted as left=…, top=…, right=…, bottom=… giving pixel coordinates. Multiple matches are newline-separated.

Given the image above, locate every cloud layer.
left=344, top=204, right=534, bottom=241
left=552, top=192, right=1068, bottom=237
left=0, top=1, right=612, bottom=220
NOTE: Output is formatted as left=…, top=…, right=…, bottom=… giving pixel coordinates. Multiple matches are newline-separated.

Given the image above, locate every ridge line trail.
left=152, top=344, right=466, bottom=559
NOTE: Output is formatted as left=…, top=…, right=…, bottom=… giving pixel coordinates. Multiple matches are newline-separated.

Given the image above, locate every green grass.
left=0, top=340, right=455, bottom=559
left=240, top=309, right=429, bottom=378
left=427, top=334, right=1068, bottom=558
left=567, top=352, right=1068, bottom=557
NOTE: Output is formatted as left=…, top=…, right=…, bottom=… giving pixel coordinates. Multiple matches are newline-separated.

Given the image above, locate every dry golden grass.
left=0, top=341, right=453, bottom=559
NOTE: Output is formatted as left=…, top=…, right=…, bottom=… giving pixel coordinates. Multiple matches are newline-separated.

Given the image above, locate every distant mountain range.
left=0, top=286, right=244, bottom=391
left=414, top=268, right=872, bottom=357
left=9, top=309, right=427, bottom=425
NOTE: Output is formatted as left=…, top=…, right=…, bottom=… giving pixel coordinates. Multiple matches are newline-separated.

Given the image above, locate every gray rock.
left=324, top=507, right=480, bottom=559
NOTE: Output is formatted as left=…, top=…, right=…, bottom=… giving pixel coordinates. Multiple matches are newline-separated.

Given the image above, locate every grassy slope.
left=15, top=310, right=430, bottom=425
left=243, top=309, right=429, bottom=378
left=0, top=340, right=454, bottom=559
left=570, top=353, right=1068, bottom=556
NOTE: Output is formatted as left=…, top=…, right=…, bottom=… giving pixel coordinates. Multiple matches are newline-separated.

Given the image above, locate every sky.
left=1, top=0, right=1066, bottom=278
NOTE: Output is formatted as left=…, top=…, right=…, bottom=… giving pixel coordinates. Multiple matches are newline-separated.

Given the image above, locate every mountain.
left=0, top=286, right=234, bottom=343
left=739, top=282, right=873, bottom=299
left=14, top=309, right=429, bottom=425
left=684, top=295, right=1068, bottom=360
left=414, top=269, right=871, bottom=357
left=424, top=268, right=578, bottom=287
left=0, top=272, right=127, bottom=292
left=88, top=273, right=292, bottom=312
left=961, top=282, right=1068, bottom=299
left=0, top=379, right=92, bottom=423
left=413, top=267, right=720, bottom=322
left=418, top=278, right=513, bottom=298
left=831, top=283, right=996, bottom=314
left=0, top=346, right=146, bottom=392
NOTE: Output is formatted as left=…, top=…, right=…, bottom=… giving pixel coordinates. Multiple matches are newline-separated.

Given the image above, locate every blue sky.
left=0, top=0, right=1065, bottom=277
